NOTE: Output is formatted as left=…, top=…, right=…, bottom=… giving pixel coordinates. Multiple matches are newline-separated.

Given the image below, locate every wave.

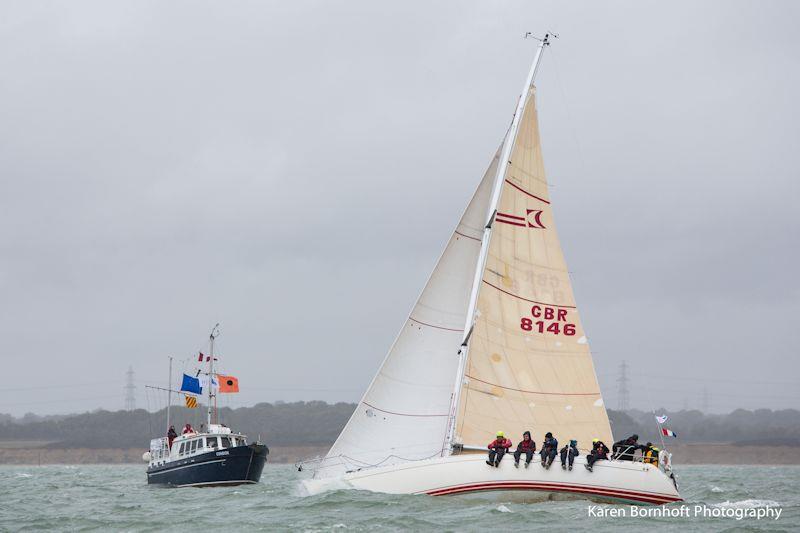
left=712, top=499, right=780, bottom=509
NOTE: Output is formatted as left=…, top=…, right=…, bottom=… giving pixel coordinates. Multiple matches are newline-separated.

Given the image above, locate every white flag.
left=655, top=414, right=668, bottom=424
left=200, top=376, right=218, bottom=389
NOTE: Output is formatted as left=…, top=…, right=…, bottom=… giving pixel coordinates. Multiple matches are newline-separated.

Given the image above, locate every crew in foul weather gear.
left=182, top=423, right=195, bottom=435
left=612, top=434, right=641, bottom=461
left=486, top=431, right=512, bottom=467
left=643, top=443, right=660, bottom=467
left=585, top=438, right=610, bottom=472
left=540, top=432, right=558, bottom=469
left=560, top=439, right=579, bottom=470
left=513, top=431, right=536, bottom=468
left=167, top=425, right=177, bottom=449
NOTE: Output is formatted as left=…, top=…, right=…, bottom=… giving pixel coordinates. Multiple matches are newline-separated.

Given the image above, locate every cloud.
left=1, top=0, right=797, bottom=415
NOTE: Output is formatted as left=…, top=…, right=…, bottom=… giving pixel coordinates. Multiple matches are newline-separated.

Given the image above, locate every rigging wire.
left=548, top=45, right=590, bottom=189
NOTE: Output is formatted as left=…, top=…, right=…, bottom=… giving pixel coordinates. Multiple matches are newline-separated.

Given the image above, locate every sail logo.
left=495, top=210, right=546, bottom=229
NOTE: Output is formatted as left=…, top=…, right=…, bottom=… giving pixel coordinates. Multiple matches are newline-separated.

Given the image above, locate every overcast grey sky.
left=1, top=1, right=798, bottom=416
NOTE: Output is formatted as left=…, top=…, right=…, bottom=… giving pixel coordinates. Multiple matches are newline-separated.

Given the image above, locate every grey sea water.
left=0, top=464, right=797, bottom=531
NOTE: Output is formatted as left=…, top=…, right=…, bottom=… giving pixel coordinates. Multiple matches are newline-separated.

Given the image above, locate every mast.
left=166, top=356, right=173, bottom=432
left=446, top=33, right=553, bottom=450
left=207, top=323, right=220, bottom=428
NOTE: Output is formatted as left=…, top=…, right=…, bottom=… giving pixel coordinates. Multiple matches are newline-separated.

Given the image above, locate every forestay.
left=453, top=88, right=613, bottom=450
left=314, top=147, right=502, bottom=478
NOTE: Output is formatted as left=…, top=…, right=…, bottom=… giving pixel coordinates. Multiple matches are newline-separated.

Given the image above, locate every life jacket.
left=561, top=444, right=579, bottom=455
left=593, top=441, right=609, bottom=458
left=644, top=448, right=660, bottom=466
left=542, top=437, right=558, bottom=452
left=488, top=438, right=511, bottom=450
left=517, top=439, right=536, bottom=451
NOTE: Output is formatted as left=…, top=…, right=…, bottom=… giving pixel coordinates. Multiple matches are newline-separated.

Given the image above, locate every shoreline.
left=0, top=445, right=329, bottom=465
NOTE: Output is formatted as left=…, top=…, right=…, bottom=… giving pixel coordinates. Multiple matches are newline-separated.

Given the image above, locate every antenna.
left=524, top=31, right=559, bottom=42
left=616, top=361, right=630, bottom=411
left=207, top=323, right=220, bottom=428
left=124, top=366, right=136, bottom=411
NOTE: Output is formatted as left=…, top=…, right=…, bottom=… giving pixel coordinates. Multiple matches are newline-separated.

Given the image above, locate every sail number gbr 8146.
left=520, top=305, right=577, bottom=335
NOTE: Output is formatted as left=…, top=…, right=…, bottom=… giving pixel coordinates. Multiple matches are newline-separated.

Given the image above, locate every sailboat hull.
left=303, top=454, right=681, bottom=505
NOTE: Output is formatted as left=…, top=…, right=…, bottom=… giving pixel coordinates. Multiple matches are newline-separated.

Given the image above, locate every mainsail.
left=452, top=88, right=613, bottom=450
left=315, top=147, right=502, bottom=478
left=317, top=36, right=612, bottom=479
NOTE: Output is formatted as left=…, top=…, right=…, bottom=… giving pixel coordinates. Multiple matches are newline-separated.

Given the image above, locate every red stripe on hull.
left=426, top=481, right=680, bottom=505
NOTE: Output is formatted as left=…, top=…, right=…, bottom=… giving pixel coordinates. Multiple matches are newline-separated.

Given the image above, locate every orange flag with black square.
left=218, top=375, right=239, bottom=393
left=184, top=394, right=198, bottom=408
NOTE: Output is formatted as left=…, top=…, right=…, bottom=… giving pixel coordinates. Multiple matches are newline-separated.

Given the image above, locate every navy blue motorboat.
left=146, top=425, right=268, bottom=487
left=144, top=325, right=268, bottom=487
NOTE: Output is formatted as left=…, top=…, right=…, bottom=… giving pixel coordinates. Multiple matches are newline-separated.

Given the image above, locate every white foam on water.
left=710, top=486, right=725, bottom=493
left=15, top=473, right=32, bottom=478
left=298, top=476, right=356, bottom=497
left=331, top=524, right=348, bottom=529
left=712, top=499, right=780, bottom=509
left=496, top=505, right=512, bottom=513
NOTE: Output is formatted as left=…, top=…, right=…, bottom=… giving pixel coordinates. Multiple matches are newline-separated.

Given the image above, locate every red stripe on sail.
left=481, top=280, right=577, bottom=309
left=409, top=317, right=463, bottom=332
left=495, top=219, right=526, bottom=227
left=362, top=401, right=449, bottom=418
left=465, top=375, right=600, bottom=396
left=495, top=212, right=525, bottom=221
left=454, top=230, right=481, bottom=242
left=505, top=179, right=551, bottom=204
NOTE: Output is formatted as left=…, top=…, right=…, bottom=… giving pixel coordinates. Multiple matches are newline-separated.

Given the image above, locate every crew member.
left=643, top=443, right=660, bottom=467
left=486, top=431, right=512, bottom=467
left=513, top=431, right=536, bottom=468
left=612, top=434, right=640, bottom=461
left=585, top=438, right=609, bottom=472
left=167, top=425, right=177, bottom=448
left=540, top=432, right=558, bottom=469
left=559, top=439, right=579, bottom=471
left=182, top=423, right=194, bottom=435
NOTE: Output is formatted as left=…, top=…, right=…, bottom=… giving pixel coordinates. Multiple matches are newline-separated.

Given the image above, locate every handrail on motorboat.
left=149, top=437, right=170, bottom=464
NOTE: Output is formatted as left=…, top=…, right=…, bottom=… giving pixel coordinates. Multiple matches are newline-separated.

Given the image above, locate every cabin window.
left=206, top=437, right=218, bottom=449
left=220, top=437, right=231, bottom=448
left=190, top=440, right=198, bottom=453
left=178, top=443, right=185, bottom=456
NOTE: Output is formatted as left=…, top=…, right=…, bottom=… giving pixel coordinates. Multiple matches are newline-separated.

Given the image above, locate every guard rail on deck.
left=149, top=437, right=170, bottom=464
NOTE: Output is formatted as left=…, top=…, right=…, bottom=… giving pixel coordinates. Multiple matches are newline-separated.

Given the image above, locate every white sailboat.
left=302, top=34, right=681, bottom=505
